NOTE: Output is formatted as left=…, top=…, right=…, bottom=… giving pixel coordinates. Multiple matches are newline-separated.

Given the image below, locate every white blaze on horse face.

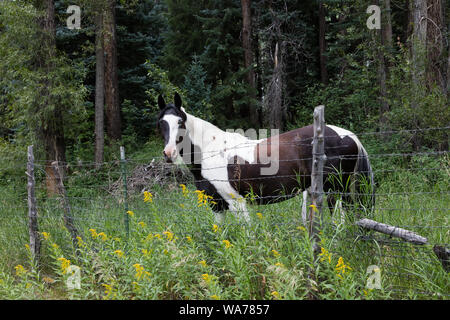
left=162, top=114, right=182, bottom=161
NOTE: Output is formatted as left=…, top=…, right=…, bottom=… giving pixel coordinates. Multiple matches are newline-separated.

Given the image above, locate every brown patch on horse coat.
left=227, top=125, right=359, bottom=204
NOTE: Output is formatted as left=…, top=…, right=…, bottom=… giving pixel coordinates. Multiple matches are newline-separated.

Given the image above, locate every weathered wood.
left=51, top=161, right=80, bottom=245
left=355, top=218, right=428, bottom=245
left=309, top=105, right=326, bottom=253
left=120, top=146, right=130, bottom=238
left=301, top=190, right=308, bottom=227
left=27, top=145, right=40, bottom=263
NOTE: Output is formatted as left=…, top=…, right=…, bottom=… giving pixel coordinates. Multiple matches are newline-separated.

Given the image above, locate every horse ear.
left=158, top=95, right=166, bottom=110
left=174, top=92, right=182, bottom=109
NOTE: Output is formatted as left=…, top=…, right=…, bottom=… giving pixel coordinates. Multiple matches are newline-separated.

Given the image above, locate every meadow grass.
left=0, top=154, right=448, bottom=300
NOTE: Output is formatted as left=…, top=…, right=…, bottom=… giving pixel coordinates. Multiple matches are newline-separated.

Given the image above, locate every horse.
left=157, top=93, right=375, bottom=222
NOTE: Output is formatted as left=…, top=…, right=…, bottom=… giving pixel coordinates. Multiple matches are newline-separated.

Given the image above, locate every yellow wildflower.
left=113, top=250, right=124, bottom=257
left=195, top=190, right=213, bottom=207
left=89, top=228, right=98, bottom=239
left=41, top=232, right=50, bottom=240
left=154, top=233, right=161, bottom=239
left=163, top=231, right=174, bottom=241
left=271, top=291, right=280, bottom=299
left=143, top=191, right=153, bottom=203
left=275, top=262, right=285, bottom=268
left=335, top=257, right=352, bottom=276
left=51, top=243, right=59, bottom=249
left=57, top=257, right=71, bottom=274
left=138, top=221, right=146, bottom=228
left=180, top=184, right=189, bottom=197
left=133, top=264, right=150, bottom=281
left=222, top=240, right=232, bottom=249
left=202, top=273, right=211, bottom=283
left=186, top=236, right=192, bottom=242
left=14, top=265, right=27, bottom=277
left=198, top=260, right=207, bottom=267
left=210, top=295, right=220, bottom=300
left=212, top=224, right=219, bottom=233
left=76, top=236, right=84, bottom=247
left=319, top=247, right=332, bottom=264
left=271, top=249, right=280, bottom=257
left=98, top=232, right=107, bottom=241
left=256, top=212, right=263, bottom=219
left=309, top=204, right=319, bottom=213
left=127, top=210, right=135, bottom=217
left=102, top=283, right=116, bottom=299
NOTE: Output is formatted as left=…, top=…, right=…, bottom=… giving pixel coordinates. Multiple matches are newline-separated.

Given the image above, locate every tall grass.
left=0, top=154, right=448, bottom=299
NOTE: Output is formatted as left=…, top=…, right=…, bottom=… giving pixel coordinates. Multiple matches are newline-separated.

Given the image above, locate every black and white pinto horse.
left=157, top=93, right=375, bottom=222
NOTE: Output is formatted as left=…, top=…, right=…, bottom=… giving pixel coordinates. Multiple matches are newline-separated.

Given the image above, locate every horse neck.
left=184, top=112, right=225, bottom=151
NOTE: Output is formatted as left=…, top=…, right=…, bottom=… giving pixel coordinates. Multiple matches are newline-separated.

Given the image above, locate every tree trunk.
left=95, top=12, right=105, bottom=169
left=410, top=0, right=428, bottom=150
left=378, top=0, right=393, bottom=129
left=241, top=0, right=258, bottom=127
left=104, top=0, right=121, bottom=141
left=35, top=0, right=66, bottom=195
left=318, top=0, right=328, bottom=85
left=425, top=0, right=445, bottom=91
left=267, top=41, right=285, bottom=131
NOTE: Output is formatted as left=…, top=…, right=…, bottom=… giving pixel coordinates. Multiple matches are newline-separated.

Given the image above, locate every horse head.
left=157, top=93, right=187, bottom=163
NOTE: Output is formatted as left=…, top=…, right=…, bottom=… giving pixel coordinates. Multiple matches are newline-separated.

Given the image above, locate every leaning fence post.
left=51, top=161, right=80, bottom=247
left=309, top=105, right=326, bottom=253
left=27, top=145, right=40, bottom=264
left=120, top=146, right=130, bottom=239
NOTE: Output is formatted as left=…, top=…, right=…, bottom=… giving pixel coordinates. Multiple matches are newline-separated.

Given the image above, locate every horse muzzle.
left=163, top=147, right=177, bottom=163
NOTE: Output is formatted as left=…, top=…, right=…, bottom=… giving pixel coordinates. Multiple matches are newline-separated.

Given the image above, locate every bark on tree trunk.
left=318, top=0, right=328, bottom=85
left=95, top=12, right=105, bottom=169
left=104, top=0, right=121, bottom=141
left=410, top=0, right=428, bottom=150
left=378, top=0, right=392, bottom=129
left=267, top=41, right=285, bottom=131
left=35, top=0, right=66, bottom=195
left=425, top=0, right=445, bottom=91
left=241, top=0, right=258, bottom=126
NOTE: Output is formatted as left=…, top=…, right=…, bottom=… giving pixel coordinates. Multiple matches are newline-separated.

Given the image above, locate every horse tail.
left=355, top=144, right=375, bottom=212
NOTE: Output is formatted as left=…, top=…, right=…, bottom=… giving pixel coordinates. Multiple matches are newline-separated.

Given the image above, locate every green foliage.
left=1, top=166, right=448, bottom=299
left=182, top=56, right=213, bottom=121
left=0, top=1, right=87, bottom=159
left=145, top=61, right=186, bottom=115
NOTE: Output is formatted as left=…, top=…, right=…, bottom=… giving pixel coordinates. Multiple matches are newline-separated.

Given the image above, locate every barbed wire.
left=2, top=124, right=448, bottom=299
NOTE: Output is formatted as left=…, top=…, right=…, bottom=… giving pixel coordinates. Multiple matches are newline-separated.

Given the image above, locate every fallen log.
left=355, top=218, right=428, bottom=245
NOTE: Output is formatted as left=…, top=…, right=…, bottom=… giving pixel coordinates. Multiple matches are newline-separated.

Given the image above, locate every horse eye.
left=178, top=119, right=183, bottom=125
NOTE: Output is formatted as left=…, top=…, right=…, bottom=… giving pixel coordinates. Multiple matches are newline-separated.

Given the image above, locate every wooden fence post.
left=309, top=105, right=326, bottom=253
left=27, top=145, right=40, bottom=263
left=51, top=161, right=80, bottom=246
left=120, top=146, right=130, bottom=239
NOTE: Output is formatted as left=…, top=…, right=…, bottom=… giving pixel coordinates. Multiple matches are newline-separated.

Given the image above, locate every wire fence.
left=0, top=121, right=448, bottom=299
